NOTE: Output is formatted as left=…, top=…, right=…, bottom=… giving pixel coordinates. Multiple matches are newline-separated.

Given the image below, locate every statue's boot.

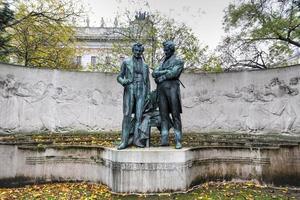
left=118, top=131, right=129, bottom=150
left=174, top=129, right=182, bottom=149
left=133, top=122, right=145, bottom=148
left=134, top=139, right=145, bottom=148
left=117, top=141, right=128, bottom=150
left=118, top=116, right=131, bottom=150
left=161, top=129, right=169, bottom=146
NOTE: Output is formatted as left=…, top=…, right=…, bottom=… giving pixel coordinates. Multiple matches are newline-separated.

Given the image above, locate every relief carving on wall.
left=182, top=76, right=300, bottom=133
left=0, top=74, right=121, bottom=132
left=1, top=72, right=300, bottom=133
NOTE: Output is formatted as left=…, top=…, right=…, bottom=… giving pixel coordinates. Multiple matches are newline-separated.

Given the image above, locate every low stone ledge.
left=0, top=144, right=299, bottom=193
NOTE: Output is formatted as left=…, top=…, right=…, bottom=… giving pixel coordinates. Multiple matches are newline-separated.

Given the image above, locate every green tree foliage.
left=0, top=1, right=14, bottom=61
left=3, top=0, right=82, bottom=69
left=219, top=0, right=300, bottom=70
left=201, top=56, right=223, bottom=73
left=93, top=11, right=218, bottom=73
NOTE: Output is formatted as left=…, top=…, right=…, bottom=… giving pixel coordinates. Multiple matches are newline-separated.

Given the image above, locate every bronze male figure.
left=117, top=43, right=150, bottom=150
left=152, top=41, right=184, bottom=149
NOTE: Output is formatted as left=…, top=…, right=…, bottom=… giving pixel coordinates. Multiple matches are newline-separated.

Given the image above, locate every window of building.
left=91, top=56, right=96, bottom=66
left=76, top=56, right=82, bottom=66
left=105, top=56, right=111, bottom=64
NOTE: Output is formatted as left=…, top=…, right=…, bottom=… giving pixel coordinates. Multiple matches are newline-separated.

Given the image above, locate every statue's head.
left=163, top=40, right=175, bottom=58
left=132, top=43, right=144, bottom=58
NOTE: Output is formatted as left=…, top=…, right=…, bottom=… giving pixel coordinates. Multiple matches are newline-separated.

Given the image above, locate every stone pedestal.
left=0, top=144, right=300, bottom=193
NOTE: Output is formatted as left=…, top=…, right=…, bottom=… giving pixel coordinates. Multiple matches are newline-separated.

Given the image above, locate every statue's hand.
left=121, top=78, right=130, bottom=86
left=155, top=75, right=166, bottom=84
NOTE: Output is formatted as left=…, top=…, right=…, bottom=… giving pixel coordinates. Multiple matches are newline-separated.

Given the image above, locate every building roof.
left=75, top=27, right=125, bottom=41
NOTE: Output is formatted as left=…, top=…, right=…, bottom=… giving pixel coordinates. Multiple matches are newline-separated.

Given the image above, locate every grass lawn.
left=1, top=131, right=300, bottom=149
left=0, top=181, right=299, bottom=200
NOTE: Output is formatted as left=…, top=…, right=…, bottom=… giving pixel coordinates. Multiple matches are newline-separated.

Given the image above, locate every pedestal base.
left=0, top=144, right=300, bottom=193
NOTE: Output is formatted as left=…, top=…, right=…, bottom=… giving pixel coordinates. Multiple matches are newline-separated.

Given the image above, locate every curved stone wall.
left=0, top=144, right=299, bottom=192
left=1, top=62, right=300, bottom=134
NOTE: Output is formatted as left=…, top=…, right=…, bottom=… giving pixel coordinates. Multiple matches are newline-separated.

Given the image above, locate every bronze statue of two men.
left=117, top=41, right=184, bottom=150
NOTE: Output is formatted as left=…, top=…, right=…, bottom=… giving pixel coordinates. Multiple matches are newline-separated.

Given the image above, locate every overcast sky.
left=80, top=0, right=233, bottom=50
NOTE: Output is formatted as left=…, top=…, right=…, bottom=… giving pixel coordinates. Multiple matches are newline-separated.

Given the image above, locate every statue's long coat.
left=117, top=57, right=150, bottom=116
left=154, top=54, right=184, bottom=114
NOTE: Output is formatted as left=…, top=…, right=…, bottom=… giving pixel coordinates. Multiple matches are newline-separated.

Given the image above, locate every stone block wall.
left=1, top=62, right=300, bottom=134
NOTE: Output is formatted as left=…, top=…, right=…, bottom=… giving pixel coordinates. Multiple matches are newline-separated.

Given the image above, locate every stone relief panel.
left=181, top=76, right=300, bottom=133
left=1, top=64, right=300, bottom=134
left=0, top=73, right=122, bottom=133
